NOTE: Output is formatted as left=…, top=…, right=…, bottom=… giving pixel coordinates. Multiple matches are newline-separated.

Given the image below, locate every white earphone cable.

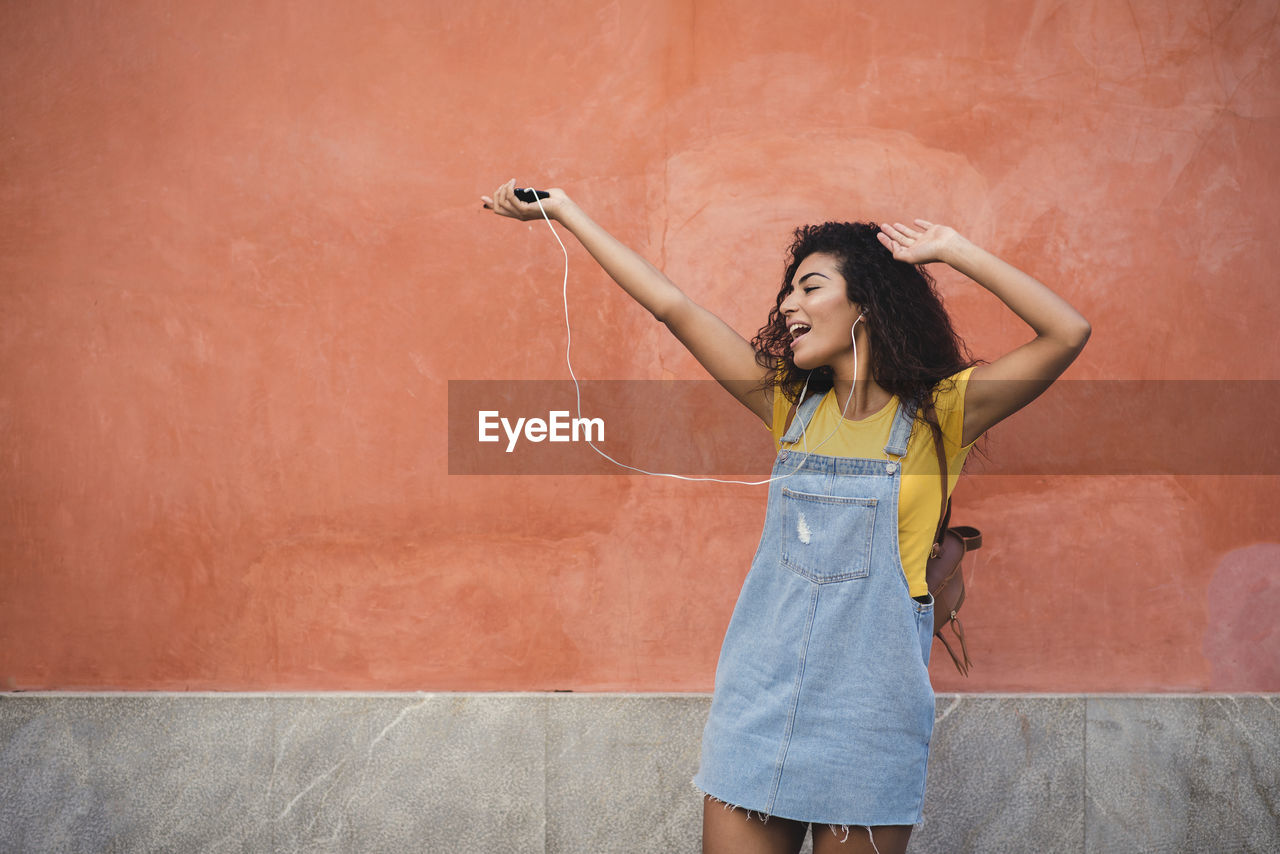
left=530, top=194, right=880, bottom=484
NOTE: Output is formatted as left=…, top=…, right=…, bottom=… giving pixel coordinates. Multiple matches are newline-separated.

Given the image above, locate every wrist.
left=937, top=230, right=976, bottom=269
left=552, top=195, right=577, bottom=223
left=552, top=196, right=587, bottom=228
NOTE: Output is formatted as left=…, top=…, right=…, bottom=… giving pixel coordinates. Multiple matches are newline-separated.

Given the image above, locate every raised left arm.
left=879, top=220, right=1091, bottom=447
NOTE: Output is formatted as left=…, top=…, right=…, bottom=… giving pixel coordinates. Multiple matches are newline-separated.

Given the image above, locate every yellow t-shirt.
left=771, top=366, right=977, bottom=598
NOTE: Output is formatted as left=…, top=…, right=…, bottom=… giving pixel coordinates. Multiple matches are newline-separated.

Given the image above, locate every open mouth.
left=788, top=323, right=811, bottom=345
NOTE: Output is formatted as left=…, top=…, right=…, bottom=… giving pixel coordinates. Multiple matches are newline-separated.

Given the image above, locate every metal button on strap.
left=885, top=462, right=897, bottom=474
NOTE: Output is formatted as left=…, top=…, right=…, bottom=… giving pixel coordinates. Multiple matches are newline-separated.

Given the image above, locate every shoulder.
left=770, top=383, right=795, bottom=445
left=929, top=366, right=978, bottom=452
left=932, top=366, right=977, bottom=410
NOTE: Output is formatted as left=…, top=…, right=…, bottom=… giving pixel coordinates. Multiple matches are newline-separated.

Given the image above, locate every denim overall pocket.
left=780, top=488, right=878, bottom=583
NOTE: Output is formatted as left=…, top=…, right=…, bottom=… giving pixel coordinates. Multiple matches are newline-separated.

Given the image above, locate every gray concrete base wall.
left=1, top=694, right=1276, bottom=853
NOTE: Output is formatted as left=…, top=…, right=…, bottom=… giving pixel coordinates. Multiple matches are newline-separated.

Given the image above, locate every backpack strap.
left=922, top=395, right=950, bottom=558
left=923, top=394, right=982, bottom=554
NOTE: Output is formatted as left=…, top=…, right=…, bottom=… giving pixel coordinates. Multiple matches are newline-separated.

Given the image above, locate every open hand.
left=481, top=178, right=566, bottom=222
left=877, top=219, right=959, bottom=266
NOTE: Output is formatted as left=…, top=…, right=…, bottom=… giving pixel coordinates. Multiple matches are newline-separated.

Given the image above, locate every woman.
left=482, top=180, right=1089, bottom=854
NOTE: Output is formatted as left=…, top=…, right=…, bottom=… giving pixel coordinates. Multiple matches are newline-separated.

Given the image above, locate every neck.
left=830, top=329, right=888, bottom=420
left=831, top=376, right=891, bottom=421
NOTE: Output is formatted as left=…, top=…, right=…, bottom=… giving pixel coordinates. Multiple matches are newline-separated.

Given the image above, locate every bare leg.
left=701, top=796, right=809, bottom=854
left=811, top=823, right=912, bottom=854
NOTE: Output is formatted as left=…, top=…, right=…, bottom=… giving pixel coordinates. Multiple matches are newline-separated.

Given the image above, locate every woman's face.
left=779, top=252, right=864, bottom=371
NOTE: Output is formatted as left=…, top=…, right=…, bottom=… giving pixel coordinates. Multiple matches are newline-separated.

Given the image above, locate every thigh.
left=701, top=796, right=809, bottom=854
left=811, top=823, right=912, bottom=854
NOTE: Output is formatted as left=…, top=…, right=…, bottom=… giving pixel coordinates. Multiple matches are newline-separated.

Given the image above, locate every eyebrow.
left=797, top=272, right=830, bottom=284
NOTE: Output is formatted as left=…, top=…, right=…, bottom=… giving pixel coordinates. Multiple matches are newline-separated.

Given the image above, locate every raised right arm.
left=483, top=180, right=774, bottom=425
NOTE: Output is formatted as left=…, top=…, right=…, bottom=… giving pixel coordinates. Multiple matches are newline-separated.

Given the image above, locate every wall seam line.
left=1082, top=694, right=1090, bottom=854
left=542, top=696, right=550, bottom=854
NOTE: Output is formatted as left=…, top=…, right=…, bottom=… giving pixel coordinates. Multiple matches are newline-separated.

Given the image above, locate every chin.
left=789, top=344, right=831, bottom=373
left=790, top=354, right=824, bottom=373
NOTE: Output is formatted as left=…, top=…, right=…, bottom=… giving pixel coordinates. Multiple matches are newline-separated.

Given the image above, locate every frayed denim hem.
left=692, top=781, right=777, bottom=825
left=823, top=823, right=883, bottom=853
left=693, top=780, right=921, bottom=851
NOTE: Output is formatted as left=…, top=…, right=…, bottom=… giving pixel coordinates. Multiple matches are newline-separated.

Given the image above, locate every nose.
left=780, top=288, right=799, bottom=316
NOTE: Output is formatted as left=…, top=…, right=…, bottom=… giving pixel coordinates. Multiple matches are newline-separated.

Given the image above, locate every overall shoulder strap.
left=779, top=391, right=826, bottom=446
left=883, top=398, right=914, bottom=458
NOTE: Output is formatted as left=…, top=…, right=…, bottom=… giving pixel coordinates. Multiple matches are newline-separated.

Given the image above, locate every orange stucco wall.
left=3, top=0, right=1277, bottom=692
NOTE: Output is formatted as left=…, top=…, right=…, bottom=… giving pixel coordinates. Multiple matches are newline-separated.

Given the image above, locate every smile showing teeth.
left=789, top=323, right=811, bottom=340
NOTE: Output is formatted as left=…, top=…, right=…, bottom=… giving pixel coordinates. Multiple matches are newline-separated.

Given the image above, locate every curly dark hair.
left=752, top=221, right=980, bottom=432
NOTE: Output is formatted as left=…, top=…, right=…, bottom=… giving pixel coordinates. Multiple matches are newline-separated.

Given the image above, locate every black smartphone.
left=514, top=188, right=549, bottom=203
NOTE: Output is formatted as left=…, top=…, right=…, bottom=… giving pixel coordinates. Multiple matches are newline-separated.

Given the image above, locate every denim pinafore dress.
left=694, top=392, right=936, bottom=826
